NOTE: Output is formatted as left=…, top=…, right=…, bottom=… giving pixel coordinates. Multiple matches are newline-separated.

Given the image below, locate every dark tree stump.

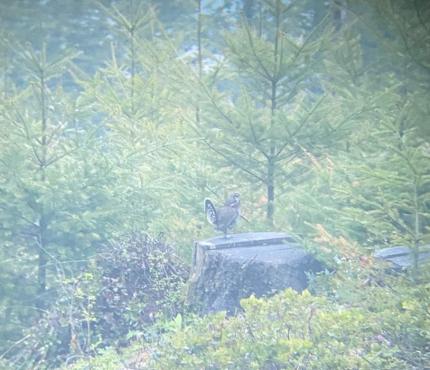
left=186, top=232, right=323, bottom=315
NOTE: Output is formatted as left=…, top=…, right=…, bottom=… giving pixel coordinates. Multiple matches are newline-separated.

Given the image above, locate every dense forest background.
left=0, top=0, right=429, bottom=368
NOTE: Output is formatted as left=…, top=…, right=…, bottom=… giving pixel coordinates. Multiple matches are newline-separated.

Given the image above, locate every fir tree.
left=0, top=40, right=113, bottom=354
left=191, top=0, right=358, bottom=224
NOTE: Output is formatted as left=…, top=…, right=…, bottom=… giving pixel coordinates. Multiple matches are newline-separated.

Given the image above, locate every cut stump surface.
left=187, top=232, right=323, bottom=315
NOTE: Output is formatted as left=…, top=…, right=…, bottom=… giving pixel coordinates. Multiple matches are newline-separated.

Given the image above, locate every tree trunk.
left=267, top=158, right=275, bottom=224
left=243, top=0, right=255, bottom=23
left=332, top=0, right=346, bottom=31
left=36, top=213, right=48, bottom=310
left=195, top=0, right=203, bottom=125
left=37, top=68, right=48, bottom=309
left=266, top=0, right=281, bottom=224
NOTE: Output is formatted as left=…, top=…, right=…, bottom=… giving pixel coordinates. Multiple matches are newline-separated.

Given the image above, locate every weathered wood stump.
left=374, top=245, right=430, bottom=271
left=186, top=232, right=323, bottom=315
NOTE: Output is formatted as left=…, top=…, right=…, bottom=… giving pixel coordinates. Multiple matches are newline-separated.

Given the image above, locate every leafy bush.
left=6, top=233, right=188, bottom=369
left=95, top=233, right=189, bottom=343
left=143, top=274, right=429, bottom=369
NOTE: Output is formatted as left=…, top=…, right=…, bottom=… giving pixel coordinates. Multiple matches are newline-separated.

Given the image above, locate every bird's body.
left=204, top=193, right=240, bottom=238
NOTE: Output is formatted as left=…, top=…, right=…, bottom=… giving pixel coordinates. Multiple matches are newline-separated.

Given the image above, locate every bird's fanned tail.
left=204, top=198, right=217, bottom=225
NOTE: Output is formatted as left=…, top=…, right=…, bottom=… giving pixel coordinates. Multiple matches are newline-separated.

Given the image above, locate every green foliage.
left=310, top=260, right=430, bottom=369
left=0, top=0, right=430, bottom=369
left=145, top=280, right=429, bottom=369
left=0, top=40, right=115, bottom=356
left=7, top=233, right=188, bottom=369
left=62, top=346, right=125, bottom=370
left=95, top=233, right=188, bottom=337
left=191, top=0, right=351, bottom=223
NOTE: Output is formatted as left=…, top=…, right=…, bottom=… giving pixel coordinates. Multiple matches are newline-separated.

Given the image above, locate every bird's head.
left=225, top=192, right=240, bottom=208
